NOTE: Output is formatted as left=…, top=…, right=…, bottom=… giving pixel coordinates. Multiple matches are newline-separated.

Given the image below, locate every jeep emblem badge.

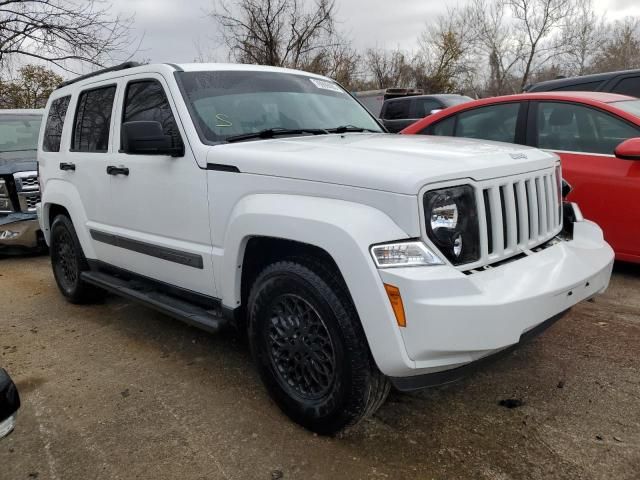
left=510, top=152, right=527, bottom=160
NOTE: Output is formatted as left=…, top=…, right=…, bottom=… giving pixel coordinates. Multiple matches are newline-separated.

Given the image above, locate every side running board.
left=80, top=271, right=228, bottom=333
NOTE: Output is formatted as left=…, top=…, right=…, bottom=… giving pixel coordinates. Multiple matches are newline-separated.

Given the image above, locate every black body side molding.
left=90, top=230, right=204, bottom=269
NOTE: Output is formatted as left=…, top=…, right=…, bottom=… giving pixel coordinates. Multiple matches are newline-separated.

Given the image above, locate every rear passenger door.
left=63, top=85, right=116, bottom=255
left=100, top=74, right=216, bottom=297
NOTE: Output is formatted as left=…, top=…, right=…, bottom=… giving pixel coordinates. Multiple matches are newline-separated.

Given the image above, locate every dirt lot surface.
left=0, top=255, right=639, bottom=480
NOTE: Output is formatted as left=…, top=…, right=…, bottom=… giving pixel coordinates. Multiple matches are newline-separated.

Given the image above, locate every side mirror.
left=614, top=137, right=640, bottom=160
left=0, top=369, right=20, bottom=439
left=562, top=179, right=572, bottom=198
left=429, top=109, right=442, bottom=115
left=121, top=121, right=184, bottom=157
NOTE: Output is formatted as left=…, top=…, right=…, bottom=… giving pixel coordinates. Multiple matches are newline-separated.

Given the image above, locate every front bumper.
left=0, top=212, right=41, bottom=249
left=377, top=219, right=614, bottom=380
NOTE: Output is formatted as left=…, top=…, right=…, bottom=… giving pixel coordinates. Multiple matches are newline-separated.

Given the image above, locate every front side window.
left=450, top=103, right=520, bottom=143
left=122, top=80, right=181, bottom=150
left=72, top=86, right=116, bottom=152
left=177, top=71, right=382, bottom=143
left=536, top=102, right=640, bottom=154
left=43, top=96, right=71, bottom=152
left=0, top=114, right=42, bottom=152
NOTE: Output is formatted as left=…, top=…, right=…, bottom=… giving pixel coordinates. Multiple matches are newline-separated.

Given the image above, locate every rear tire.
left=50, top=214, right=103, bottom=304
left=248, top=258, right=390, bottom=435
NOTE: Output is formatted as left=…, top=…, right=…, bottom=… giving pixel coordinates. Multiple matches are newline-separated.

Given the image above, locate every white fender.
left=220, top=193, right=417, bottom=375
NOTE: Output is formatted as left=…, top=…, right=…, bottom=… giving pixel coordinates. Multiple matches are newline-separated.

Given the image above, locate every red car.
left=402, top=92, right=640, bottom=263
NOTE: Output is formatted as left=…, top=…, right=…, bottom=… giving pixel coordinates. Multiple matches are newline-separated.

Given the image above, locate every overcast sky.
left=112, top=0, right=640, bottom=66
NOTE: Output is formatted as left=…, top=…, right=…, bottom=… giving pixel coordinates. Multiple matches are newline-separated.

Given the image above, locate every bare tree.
left=210, top=0, right=339, bottom=69
left=419, top=8, right=477, bottom=93
left=560, top=0, right=604, bottom=75
left=467, top=0, right=525, bottom=95
left=0, top=0, right=137, bottom=73
left=302, top=41, right=362, bottom=89
left=507, top=0, right=576, bottom=90
left=591, top=17, right=640, bottom=73
left=363, top=47, right=416, bottom=88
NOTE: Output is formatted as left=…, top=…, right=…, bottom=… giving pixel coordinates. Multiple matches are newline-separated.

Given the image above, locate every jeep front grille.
left=478, top=167, right=562, bottom=265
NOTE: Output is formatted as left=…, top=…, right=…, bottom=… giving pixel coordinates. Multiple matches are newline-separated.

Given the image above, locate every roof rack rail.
left=57, top=61, right=142, bottom=89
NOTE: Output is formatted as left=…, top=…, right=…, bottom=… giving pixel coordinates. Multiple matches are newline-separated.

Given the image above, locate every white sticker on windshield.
left=309, top=78, right=343, bottom=93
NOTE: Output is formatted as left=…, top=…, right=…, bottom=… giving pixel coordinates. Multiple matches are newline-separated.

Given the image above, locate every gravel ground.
left=0, top=255, right=638, bottom=480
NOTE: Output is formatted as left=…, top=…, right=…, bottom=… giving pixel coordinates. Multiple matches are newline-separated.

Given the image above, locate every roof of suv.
left=525, top=69, right=640, bottom=92
left=385, top=94, right=470, bottom=103
left=55, top=62, right=333, bottom=92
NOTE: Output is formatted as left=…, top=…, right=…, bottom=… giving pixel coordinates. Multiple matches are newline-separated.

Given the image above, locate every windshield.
left=177, top=71, right=383, bottom=143
left=611, top=99, right=640, bottom=118
left=0, top=115, right=42, bottom=152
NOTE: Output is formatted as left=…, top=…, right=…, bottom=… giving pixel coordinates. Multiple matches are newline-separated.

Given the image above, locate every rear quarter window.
left=43, top=96, right=71, bottom=152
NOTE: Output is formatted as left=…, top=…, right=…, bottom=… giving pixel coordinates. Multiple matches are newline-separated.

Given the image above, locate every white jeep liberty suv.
left=37, top=62, right=614, bottom=434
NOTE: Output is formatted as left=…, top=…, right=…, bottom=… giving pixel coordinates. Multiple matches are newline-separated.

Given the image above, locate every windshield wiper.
left=327, top=125, right=380, bottom=133
left=226, top=128, right=329, bottom=143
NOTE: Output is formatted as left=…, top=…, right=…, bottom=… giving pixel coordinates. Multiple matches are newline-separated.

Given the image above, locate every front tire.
left=248, top=259, right=389, bottom=435
left=50, top=214, right=102, bottom=304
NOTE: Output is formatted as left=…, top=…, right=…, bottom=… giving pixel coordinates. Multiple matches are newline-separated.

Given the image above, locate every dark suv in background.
left=380, top=94, right=472, bottom=133
left=0, top=109, right=44, bottom=252
left=525, top=69, right=640, bottom=97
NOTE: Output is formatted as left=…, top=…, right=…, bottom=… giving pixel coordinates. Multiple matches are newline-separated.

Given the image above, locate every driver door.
left=99, top=73, right=216, bottom=297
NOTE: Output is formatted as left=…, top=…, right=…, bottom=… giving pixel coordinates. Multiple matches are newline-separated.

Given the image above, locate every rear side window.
left=43, top=96, right=71, bottom=152
left=611, top=77, right=640, bottom=98
left=72, top=86, right=116, bottom=152
left=122, top=80, right=180, bottom=149
left=383, top=100, right=410, bottom=120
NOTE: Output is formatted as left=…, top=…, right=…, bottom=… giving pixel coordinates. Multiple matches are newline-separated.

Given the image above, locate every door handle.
left=106, top=165, right=129, bottom=176
left=59, top=162, right=76, bottom=171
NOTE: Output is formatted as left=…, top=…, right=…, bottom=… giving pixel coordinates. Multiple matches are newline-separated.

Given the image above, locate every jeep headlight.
left=370, top=241, right=443, bottom=268
left=424, top=185, right=480, bottom=265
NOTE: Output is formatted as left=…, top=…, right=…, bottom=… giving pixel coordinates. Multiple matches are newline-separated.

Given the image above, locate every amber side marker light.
left=384, top=284, right=406, bottom=327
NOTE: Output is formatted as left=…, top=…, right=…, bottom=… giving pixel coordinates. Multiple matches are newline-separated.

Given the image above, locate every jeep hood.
left=0, top=150, right=37, bottom=175
left=206, top=133, right=558, bottom=195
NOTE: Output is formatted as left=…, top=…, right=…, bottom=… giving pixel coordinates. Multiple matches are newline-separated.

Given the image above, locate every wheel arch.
left=41, top=179, right=96, bottom=259
left=221, top=193, right=415, bottom=376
